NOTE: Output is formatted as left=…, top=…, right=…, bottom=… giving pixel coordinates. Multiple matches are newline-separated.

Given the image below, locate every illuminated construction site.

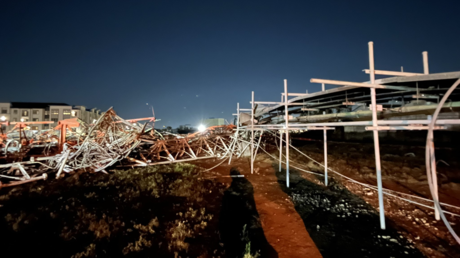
left=1, top=43, right=460, bottom=257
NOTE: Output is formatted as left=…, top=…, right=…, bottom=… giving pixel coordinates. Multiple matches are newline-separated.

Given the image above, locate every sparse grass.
left=241, top=224, right=260, bottom=258
left=0, top=163, right=226, bottom=257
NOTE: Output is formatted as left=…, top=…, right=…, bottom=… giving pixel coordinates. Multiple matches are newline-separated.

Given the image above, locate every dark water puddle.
left=276, top=168, right=424, bottom=258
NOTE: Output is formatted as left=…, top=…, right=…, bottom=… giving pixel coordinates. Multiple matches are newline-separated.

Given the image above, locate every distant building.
left=177, top=124, right=195, bottom=134
left=0, top=102, right=103, bottom=131
left=202, top=118, right=225, bottom=127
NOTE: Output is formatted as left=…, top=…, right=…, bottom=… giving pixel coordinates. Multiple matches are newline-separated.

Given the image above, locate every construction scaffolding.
left=235, top=41, right=460, bottom=244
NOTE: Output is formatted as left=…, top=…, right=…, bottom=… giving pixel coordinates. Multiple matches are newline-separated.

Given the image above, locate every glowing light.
left=0, top=116, right=5, bottom=121
left=198, top=124, right=206, bottom=132
left=20, top=118, right=24, bottom=122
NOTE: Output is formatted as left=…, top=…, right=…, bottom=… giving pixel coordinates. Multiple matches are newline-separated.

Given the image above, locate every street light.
left=0, top=116, right=5, bottom=121
left=198, top=124, right=206, bottom=132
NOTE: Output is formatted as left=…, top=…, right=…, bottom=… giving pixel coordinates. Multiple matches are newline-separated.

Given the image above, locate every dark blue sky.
left=1, top=1, right=460, bottom=128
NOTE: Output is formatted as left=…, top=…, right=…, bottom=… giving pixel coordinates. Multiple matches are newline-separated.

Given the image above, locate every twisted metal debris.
left=0, top=108, right=241, bottom=188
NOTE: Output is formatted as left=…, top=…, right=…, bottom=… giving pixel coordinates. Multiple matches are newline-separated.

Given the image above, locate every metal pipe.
left=251, top=91, right=254, bottom=174
left=425, top=78, right=460, bottom=244
left=423, top=51, right=429, bottom=74
left=121, top=156, right=215, bottom=167
left=322, top=83, right=325, bottom=91
left=365, top=125, right=446, bottom=131
left=324, top=128, right=328, bottom=186
left=369, top=41, right=386, bottom=230
left=363, top=69, right=423, bottom=77
left=310, top=78, right=415, bottom=91
left=281, top=93, right=309, bottom=96
left=284, top=79, right=290, bottom=187
left=429, top=130, right=440, bottom=220
left=250, top=101, right=308, bottom=106
left=427, top=114, right=440, bottom=220
left=251, top=101, right=283, bottom=105
left=279, top=131, right=283, bottom=172
left=252, top=127, right=334, bottom=131
left=228, top=102, right=240, bottom=165
left=248, top=119, right=460, bottom=127
left=254, top=131, right=263, bottom=162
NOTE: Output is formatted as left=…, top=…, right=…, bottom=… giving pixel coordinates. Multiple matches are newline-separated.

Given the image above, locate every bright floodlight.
left=198, top=124, right=206, bottom=132
left=0, top=116, right=5, bottom=121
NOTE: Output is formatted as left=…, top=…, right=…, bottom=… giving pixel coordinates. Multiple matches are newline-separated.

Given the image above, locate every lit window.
left=33, top=118, right=39, bottom=122
left=63, top=109, right=71, bottom=115
left=71, top=110, right=77, bottom=116
left=32, top=110, right=39, bottom=115
left=51, top=109, right=59, bottom=115
left=22, top=110, right=28, bottom=116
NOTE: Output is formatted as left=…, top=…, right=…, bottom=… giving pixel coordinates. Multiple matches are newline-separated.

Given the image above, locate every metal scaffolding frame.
left=237, top=41, right=460, bottom=231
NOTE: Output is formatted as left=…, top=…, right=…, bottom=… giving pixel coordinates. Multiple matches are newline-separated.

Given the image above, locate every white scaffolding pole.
left=429, top=129, right=440, bottom=220
left=284, top=79, right=290, bottom=188
left=251, top=91, right=254, bottom=174
left=228, top=102, right=239, bottom=165
left=279, top=131, right=283, bottom=172
left=423, top=51, right=429, bottom=75
left=427, top=115, right=440, bottom=220
left=324, top=128, right=328, bottom=186
left=369, top=41, right=386, bottom=230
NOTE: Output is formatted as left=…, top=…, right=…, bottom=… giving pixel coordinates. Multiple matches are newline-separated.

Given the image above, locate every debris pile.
left=0, top=108, right=240, bottom=188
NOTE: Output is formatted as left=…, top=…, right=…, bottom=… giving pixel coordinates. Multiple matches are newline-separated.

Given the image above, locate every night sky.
left=1, top=1, right=460, bottom=128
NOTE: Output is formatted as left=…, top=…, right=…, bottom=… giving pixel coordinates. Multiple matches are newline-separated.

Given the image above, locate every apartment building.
left=0, top=102, right=102, bottom=131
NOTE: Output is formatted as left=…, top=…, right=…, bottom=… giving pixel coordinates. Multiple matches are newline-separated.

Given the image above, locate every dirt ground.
left=196, top=139, right=460, bottom=258
left=1, top=141, right=459, bottom=257
left=285, top=140, right=460, bottom=257
left=0, top=164, right=250, bottom=257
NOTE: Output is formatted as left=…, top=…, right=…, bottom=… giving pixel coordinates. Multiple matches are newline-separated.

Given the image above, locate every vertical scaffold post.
left=284, top=79, right=290, bottom=188
left=279, top=131, right=283, bottom=172
left=423, top=51, right=429, bottom=75
left=429, top=129, right=440, bottom=220
left=427, top=116, right=440, bottom=220
left=228, top=102, right=240, bottom=165
left=324, top=128, right=328, bottom=186
left=251, top=91, right=254, bottom=174
left=369, top=41, right=386, bottom=230
left=237, top=102, right=240, bottom=130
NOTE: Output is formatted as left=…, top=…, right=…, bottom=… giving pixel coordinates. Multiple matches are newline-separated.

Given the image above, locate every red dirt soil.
left=196, top=158, right=323, bottom=258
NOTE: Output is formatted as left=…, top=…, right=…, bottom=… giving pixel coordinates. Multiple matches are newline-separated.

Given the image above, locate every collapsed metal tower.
left=0, top=109, right=237, bottom=186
